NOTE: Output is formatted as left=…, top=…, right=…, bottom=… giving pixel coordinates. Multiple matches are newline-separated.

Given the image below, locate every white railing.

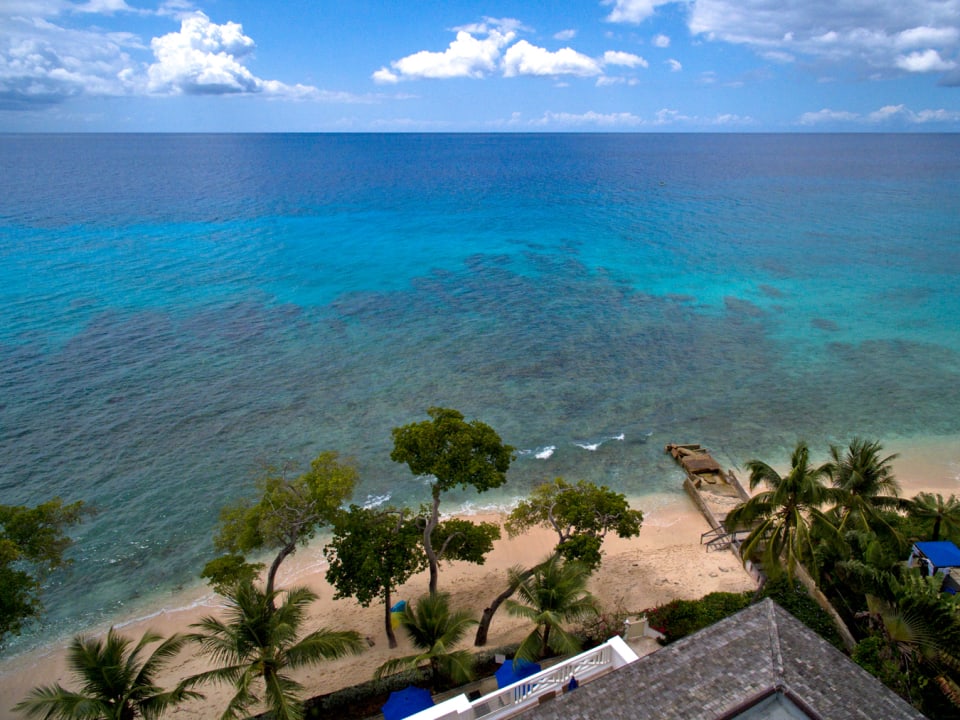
left=405, top=636, right=638, bottom=720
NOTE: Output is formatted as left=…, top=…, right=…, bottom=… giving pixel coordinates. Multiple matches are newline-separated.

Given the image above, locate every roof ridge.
left=764, top=598, right=785, bottom=690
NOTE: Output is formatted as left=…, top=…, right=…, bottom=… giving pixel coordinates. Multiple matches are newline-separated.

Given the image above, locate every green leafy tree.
left=203, top=452, right=357, bottom=601
left=506, top=554, right=598, bottom=662
left=724, top=441, right=839, bottom=578
left=474, top=478, right=642, bottom=646
left=390, top=407, right=513, bottom=595
left=859, top=571, right=960, bottom=714
left=374, top=593, right=477, bottom=691
left=13, top=628, right=200, bottom=720
left=824, top=438, right=904, bottom=533
left=910, top=493, right=960, bottom=542
left=188, top=579, right=364, bottom=720
left=324, top=506, right=426, bottom=648
left=1, top=498, right=88, bottom=647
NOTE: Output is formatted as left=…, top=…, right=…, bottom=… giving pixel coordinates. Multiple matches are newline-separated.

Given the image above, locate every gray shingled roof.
left=524, top=598, right=926, bottom=720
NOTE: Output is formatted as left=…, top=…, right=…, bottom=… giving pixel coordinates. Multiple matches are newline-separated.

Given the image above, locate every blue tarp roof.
left=382, top=686, right=433, bottom=720
left=915, top=541, right=960, bottom=568
left=495, top=658, right=541, bottom=688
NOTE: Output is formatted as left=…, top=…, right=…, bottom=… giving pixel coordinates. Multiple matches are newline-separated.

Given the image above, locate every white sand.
left=1, top=437, right=957, bottom=719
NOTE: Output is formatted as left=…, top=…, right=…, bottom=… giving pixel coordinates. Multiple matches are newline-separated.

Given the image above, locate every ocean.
left=1, top=133, right=959, bottom=655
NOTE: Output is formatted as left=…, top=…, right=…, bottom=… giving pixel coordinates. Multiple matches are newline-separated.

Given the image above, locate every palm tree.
left=910, top=493, right=960, bottom=542
left=13, top=628, right=200, bottom=720
left=724, top=440, right=839, bottom=578
left=188, top=579, right=364, bottom=720
left=824, top=438, right=904, bottom=532
left=374, top=593, right=476, bottom=691
left=505, top=554, right=598, bottom=662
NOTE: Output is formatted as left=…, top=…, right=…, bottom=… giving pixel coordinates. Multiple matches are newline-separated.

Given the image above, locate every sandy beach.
left=2, top=437, right=958, bottom=719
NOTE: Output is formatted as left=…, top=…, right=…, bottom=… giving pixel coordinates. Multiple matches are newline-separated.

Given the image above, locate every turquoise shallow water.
left=1, top=133, right=959, bottom=654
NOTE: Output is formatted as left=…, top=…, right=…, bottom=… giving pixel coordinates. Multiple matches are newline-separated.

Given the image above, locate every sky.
left=1, top=0, right=959, bottom=132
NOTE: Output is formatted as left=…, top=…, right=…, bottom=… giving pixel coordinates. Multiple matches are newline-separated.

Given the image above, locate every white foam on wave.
left=362, top=493, right=391, bottom=509
left=516, top=445, right=556, bottom=459
left=573, top=432, right=626, bottom=451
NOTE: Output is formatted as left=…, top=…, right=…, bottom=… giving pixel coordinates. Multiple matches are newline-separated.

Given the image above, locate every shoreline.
left=1, top=435, right=958, bottom=718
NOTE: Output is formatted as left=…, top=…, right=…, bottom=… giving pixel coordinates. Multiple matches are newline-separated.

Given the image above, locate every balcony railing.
left=405, top=635, right=638, bottom=720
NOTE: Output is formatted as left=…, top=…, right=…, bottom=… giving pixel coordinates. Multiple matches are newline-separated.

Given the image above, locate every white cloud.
left=533, top=110, right=646, bottom=127
left=0, top=15, right=142, bottom=108
left=372, top=25, right=515, bottom=82
left=800, top=104, right=960, bottom=125
left=148, top=12, right=258, bottom=94
left=503, top=40, right=602, bottom=77
left=895, top=48, right=957, bottom=72
left=603, top=50, right=648, bottom=68
left=603, top=0, right=672, bottom=24
left=554, top=29, right=577, bottom=41
left=653, top=34, right=670, bottom=48
left=145, top=11, right=323, bottom=98
left=688, top=0, right=960, bottom=77
left=666, top=58, right=682, bottom=72
left=799, top=108, right=860, bottom=125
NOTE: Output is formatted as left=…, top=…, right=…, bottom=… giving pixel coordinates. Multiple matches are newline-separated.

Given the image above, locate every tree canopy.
left=1, top=498, right=88, bottom=647
left=324, top=506, right=426, bottom=648
left=391, top=407, right=513, bottom=595
left=506, top=477, right=643, bottom=570
left=14, top=628, right=200, bottom=720
left=203, top=452, right=357, bottom=599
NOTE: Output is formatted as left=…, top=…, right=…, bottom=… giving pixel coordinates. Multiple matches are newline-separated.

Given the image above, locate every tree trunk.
left=424, top=490, right=441, bottom=596
left=384, top=587, right=398, bottom=649
left=266, top=542, right=295, bottom=607
left=474, top=566, right=537, bottom=646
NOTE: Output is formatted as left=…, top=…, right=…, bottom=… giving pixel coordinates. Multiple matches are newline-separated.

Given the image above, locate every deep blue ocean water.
left=1, top=133, right=959, bottom=655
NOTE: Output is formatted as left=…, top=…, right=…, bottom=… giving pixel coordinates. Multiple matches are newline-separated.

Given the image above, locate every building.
left=907, top=541, right=960, bottom=594
left=523, top=599, right=925, bottom=720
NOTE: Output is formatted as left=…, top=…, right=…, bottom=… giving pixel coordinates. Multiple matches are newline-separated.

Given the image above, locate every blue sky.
left=2, top=0, right=959, bottom=131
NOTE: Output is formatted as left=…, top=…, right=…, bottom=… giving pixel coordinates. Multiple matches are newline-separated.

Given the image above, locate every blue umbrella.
left=495, top=658, right=542, bottom=688
left=382, top=685, right=434, bottom=720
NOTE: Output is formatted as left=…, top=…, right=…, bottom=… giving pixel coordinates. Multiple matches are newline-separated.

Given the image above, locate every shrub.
left=644, top=591, right=752, bottom=644
left=758, top=576, right=843, bottom=648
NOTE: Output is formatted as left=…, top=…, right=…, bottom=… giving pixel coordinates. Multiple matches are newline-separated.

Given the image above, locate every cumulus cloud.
left=666, top=58, right=682, bottom=72
left=504, top=40, right=602, bottom=77
left=653, top=34, right=670, bottom=48
left=372, top=23, right=515, bottom=82
left=895, top=48, right=957, bottom=72
left=0, top=15, right=142, bottom=108
left=603, top=50, right=648, bottom=68
left=799, top=104, right=960, bottom=125
left=0, top=3, right=339, bottom=108
left=146, top=11, right=318, bottom=97
left=603, top=0, right=673, bottom=24
left=533, top=110, right=646, bottom=127
left=554, top=29, right=577, bottom=41
left=375, top=23, right=649, bottom=83
left=687, top=0, right=960, bottom=78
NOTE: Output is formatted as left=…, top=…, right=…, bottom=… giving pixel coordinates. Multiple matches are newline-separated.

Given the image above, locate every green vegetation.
left=374, top=593, right=477, bottom=691
left=725, top=438, right=960, bottom=718
left=324, top=505, right=426, bottom=648
left=475, top=478, right=642, bottom=646
left=13, top=628, right=200, bottom=719
left=390, top=407, right=513, bottom=596
left=187, top=579, right=364, bottom=720
left=202, top=452, right=357, bottom=600
left=506, top=554, right=599, bottom=662
left=0, top=498, right=88, bottom=647
left=644, top=592, right=753, bottom=644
